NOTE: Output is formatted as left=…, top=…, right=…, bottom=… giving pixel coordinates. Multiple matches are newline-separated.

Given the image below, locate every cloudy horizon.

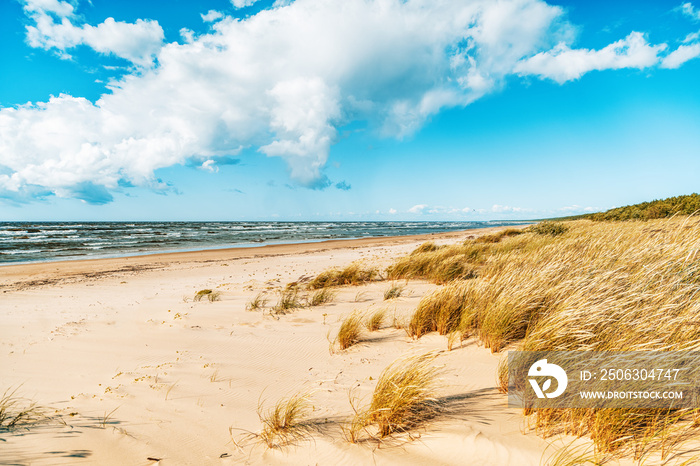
left=1, top=0, right=699, bottom=221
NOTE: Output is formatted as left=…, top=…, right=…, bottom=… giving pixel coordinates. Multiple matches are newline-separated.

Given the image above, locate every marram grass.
left=309, top=287, right=336, bottom=306
left=257, top=391, right=313, bottom=449
left=0, top=388, right=46, bottom=432
left=272, top=287, right=304, bottom=314
left=334, top=312, right=364, bottom=350
left=383, top=283, right=404, bottom=300
left=246, top=292, right=268, bottom=311
left=364, top=308, right=387, bottom=331
left=194, top=289, right=221, bottom=302
left=394, top=217, right=700, bottom=457
left=309, top=263, right=379, bottom=289
left=347, top=353, right=442, bottom=442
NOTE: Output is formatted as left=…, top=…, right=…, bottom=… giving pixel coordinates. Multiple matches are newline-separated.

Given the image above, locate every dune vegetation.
left=334, top=312, right=364, bottom=350
left=586, top=193, right=700, bottom=221
left=347, top=353, right=442, bottom=442
left=309, top=287, right=336, bottom=306
left=272, top=287, right=304, bottom=314
left=193, top=289, right=221, bottom=302
left=364, top=308, right=387, bottom=332
left=255, top=391, right=313, bottom=449
left=308, top=263, right=379, bottom=289
left=245, top=292, right=268, bottom=311
left=390, top=215, right=700, bottom=457
left=0, top=388, right=46, bottom=432
left=383, top=283, right=404, bottom=300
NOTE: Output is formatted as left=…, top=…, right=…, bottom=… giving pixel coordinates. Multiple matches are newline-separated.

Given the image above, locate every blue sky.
left=0, top=0, right=699, bottom=221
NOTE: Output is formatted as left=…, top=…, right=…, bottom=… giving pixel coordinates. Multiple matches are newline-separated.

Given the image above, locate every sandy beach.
left=1, top=225, right=595, bottom=465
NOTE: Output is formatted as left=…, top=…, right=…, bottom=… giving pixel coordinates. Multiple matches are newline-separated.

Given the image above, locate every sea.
left=0, top=221, right=529, bottom=265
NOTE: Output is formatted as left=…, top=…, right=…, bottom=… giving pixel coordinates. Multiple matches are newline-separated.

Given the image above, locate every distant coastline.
left=0, top=220, right=530, bottom=265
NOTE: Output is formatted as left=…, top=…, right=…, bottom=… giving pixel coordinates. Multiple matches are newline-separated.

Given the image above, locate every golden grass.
left=309, top=288, right=336, bottom=306
left=272, top=287, right=303, bottom=314
left=496, top=357, right=508, bottom=394
left=246, top=292, right=268, bottom=311
left=0, top=388, right=46, bottom=432
left=408, top=283, right=471, bottom=338
left=395, top=217, right=700, bottom=456
left=527, top=221, right=569, bottom=236
left=387, top=244, right=480, bottom=284
left=412, top=241, right=441, bottom=254
left=309, top=263, right=379, bottom=289
left=257, top=391, right=312, bottom=449
left=334, top=312, right=364, bottom=350
left=348, top=353, right=442, bottom=442
left=194, top=289, right=221, bottom=302
left=364, top=308, right=387, bottom=331
left=474, top=228, right=524, bottom=244
left=383, top=283, right=404, bottom=300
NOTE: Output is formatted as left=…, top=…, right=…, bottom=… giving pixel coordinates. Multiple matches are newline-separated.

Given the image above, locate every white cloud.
left=22, top=0, right=164, bottom=66
left=408, top=204, right=428, bottom=214
left=231, top=0, right=262, bottom=9
left=514, top=32, right=666, bottom=83
left=23, top=0, right=75, bottom=17
left=3, top=0, right=575, bottom=199
left=680, top=2, right=700, bottom=21
left=661, top=43, right=700, bottom=68
left=491, top=204, right=533, bottom=213
left=684, top=31, right=700, bottom=43
left=388, top=208, right=397, bottom=214
left=201, top=10, right=224, bottom=22
left=0, top=0, right=689, bottom=202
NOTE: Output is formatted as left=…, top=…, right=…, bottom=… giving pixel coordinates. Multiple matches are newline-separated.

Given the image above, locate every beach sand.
left=1, top=226, right=592, bottom=465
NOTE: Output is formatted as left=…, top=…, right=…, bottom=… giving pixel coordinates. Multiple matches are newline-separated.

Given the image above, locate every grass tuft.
left=309, top=288, right=336, bottom=306
left=364, top=308, right=387, bottom=331
left=272, top=287, right=304, bottom=314
left=348, top=353, right=442, bottom=441
left=411, top=241, right=442, bottom=254
left=334, top=312, right=364, bottom=350
left=383, top=283, right=404, bottom=300
left=194, top=289, right=221, bottom=302
left=309, top=263, right=379, bottom=289
left=246, top=292, right=268, bottom=311
left=257, top=391, right=313, bottom=449
left=0, top=388, right=46, bottom=432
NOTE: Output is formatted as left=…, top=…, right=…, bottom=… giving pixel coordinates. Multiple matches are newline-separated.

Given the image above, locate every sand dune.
left=0, top=227, right=596, bottom=465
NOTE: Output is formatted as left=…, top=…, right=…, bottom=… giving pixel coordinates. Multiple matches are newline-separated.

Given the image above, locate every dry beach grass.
left=5, top=218, right=700, bottom=464
left=392, top=216, right=700, bottom=459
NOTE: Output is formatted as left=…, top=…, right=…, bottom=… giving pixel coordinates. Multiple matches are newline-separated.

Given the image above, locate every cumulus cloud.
left=661, top=43, right=700, bottom=68
left=201, top=10, right=224, bottom=22
left=514, top=32, right=666, bottom=83
left=0, top=0, right=691, bottom=203
left=680, top=2, right=700, bottom=21
left=231, top=0, right=263, bottom=9
left=491, top=204, right=533, bottom=213
left=408, top=204, right=428, bottom=214
left=684, top=31, right=700, bottom=43
left=22, top=0, right=164, bottom=66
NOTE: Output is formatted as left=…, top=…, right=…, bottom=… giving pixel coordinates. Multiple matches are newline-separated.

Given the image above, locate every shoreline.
left=0, top=221, right=549, bottom=465
left=0, top=224, right=529, bottom=291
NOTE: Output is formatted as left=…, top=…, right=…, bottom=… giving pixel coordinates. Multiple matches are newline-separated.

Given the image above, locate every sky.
left=0, top=0, right=699, bottom=221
